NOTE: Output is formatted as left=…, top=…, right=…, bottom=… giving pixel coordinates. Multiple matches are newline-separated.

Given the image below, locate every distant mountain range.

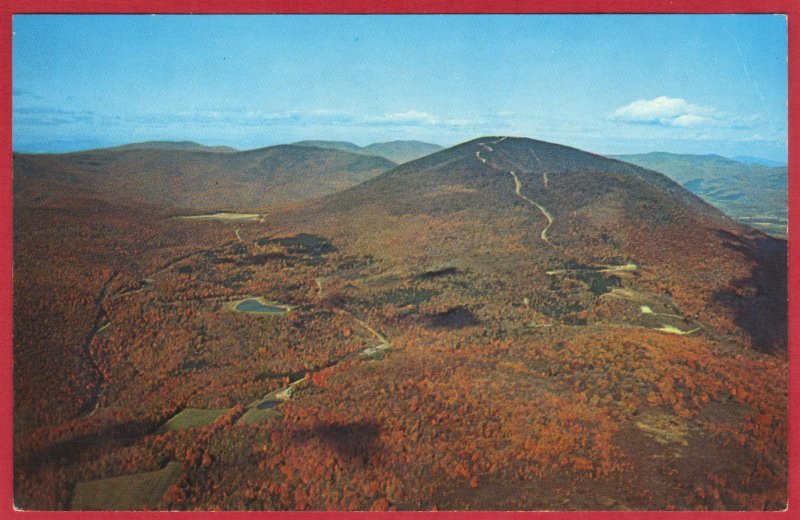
left=293, top=139, right=443, bottom=164
left=731, top=155, right=786, bottom=168
left=27, top=138, right=443, bottom=165
left=100, top=140, right=239, bottom=154
left=610, top=152, right=787, bottom=238
left=13, top=144, right=394, bottom=211
left=16, top=140, right=786, bottom=239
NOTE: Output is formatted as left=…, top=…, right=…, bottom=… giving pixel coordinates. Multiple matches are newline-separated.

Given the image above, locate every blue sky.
left=12, top=14, right=788, bottom=161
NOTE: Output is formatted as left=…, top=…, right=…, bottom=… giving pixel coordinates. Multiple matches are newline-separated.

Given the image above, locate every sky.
left=12, top=14, right=788, bottom=162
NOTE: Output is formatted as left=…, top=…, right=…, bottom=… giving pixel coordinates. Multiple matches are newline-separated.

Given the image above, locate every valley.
left=610, top=152, right=787, bottom=238
left=12, top=136, right=787, bottom=511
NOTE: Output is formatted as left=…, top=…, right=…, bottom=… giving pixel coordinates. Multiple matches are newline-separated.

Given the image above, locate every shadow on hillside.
left=16, top=418, right=159, bottom=474
left=712, top=230, right=787, bottom=354
left=291, top=420, right=380, bottom=467
left=426, top=306, right=479, bottom=329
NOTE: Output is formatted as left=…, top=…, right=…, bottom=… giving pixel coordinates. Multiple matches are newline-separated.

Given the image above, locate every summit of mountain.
left=312, top=136, right=733, bottom=228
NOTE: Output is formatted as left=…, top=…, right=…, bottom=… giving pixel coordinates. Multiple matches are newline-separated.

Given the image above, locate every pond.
left=256, top=400, right=283, bottom=410
left=231, top=298, right=291, bottom=314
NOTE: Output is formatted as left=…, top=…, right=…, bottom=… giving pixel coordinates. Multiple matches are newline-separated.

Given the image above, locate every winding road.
left=315, top=277, right=390, bottom=345
left=144, top=239, right=239, bottom=281
left=475, top=141, right=555, bottom=245
left=509, top=170, right=554, bottom=244
left=546, top=263, right=637, bottom=276
left=79, top=271, right=120, bottom=418
left=236, top=278, right=392, bottom=415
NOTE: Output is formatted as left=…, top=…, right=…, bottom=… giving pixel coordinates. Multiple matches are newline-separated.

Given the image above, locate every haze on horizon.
left=12, top=14, right=788, bottom=162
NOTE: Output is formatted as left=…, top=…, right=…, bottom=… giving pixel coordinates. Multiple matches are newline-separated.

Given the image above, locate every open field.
left=156, top=408, right=232, bottom=433
left=71, top=462, right=182, bottom=510
left=176, top=213, right=263, bottom=222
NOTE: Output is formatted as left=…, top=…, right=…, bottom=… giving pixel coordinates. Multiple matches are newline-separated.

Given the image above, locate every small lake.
left=233, top=298, right=290, bottom=314
left=256, top=400, right=282, bottom=410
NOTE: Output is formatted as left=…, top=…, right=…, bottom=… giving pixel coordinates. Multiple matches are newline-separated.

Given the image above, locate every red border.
left=0, top=0, right=796, bottom=14
left=0, top=1, right=796, bottom=519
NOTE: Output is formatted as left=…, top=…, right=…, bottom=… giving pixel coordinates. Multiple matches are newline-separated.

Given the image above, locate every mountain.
left=362, top=140, right=444, bottom=163
left=304, top=137, right=735, bottom=237
left=280, top=136, right=785, bottom=353
left=731, top=155, right=786, bottom=168
left=294, top=139, right=443, bottom=163
left=101, top=140, right=239, bottom=153
left=292, top=140, right=365, bottom=155
left=610, top=152, right=787, bottom=237
left=13, top=144, right=395, bottom=211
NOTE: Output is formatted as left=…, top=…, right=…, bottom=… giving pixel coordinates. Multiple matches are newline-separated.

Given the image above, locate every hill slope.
left=305, top=136, right=736, bottom=241
left=13, top=145, right=395, bottom=211
left=279, top=136, right=784, bottom=352
left=611, top=152, right=787, bottom=237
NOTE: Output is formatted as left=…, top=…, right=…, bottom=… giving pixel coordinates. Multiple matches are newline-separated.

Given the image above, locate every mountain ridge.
left=90, top=140, right=239, bottom=154
left=13, top=144, right=395, bottom=211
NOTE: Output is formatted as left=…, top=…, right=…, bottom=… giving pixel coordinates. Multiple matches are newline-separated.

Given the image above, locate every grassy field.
left=156, top=407, right=231, bottom=433
left=238, top=405, right=282, bottom=425
left=176, top=212, right=261, bottom=221
left=71, top=462, right=182, bottom=510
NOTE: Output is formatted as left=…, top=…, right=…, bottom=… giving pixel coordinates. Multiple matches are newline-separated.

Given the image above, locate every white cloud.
left=443, top=118, right=472, bottom=126
left=363, top=110, right=478, bottom=129
left=671, top=113, right=711, bottom=127
left=610, top=96, right=716, bottom=127
left=378, top=110, right=438, bottom=125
